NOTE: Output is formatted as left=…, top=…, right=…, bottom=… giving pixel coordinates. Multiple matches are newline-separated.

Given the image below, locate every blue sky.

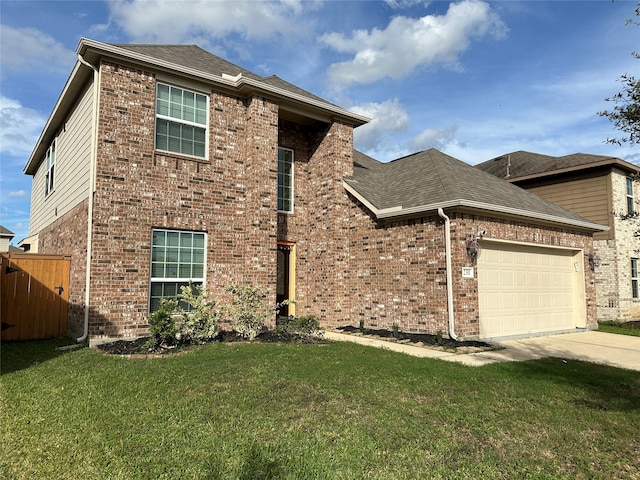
left=1, top=0, right=638, bottom=244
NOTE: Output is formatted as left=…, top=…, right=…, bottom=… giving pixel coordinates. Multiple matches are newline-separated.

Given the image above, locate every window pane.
left=192, top=264, right=204, bottom=278
left=179, top=264, right=192, bottom=277
left=151, top=263, right=164, bottom=277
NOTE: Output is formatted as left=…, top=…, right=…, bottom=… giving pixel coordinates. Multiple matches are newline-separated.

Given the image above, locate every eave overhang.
left=505, top=158, right=640, bottom=183
left=343, top=181, right=609, bottom=233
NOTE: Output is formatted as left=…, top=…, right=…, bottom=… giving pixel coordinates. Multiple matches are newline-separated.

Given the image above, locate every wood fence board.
left=1, top=253, right=71, bottom=341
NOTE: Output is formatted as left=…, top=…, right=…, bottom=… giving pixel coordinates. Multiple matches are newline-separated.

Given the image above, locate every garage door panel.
left=479, top=242, right=582, bottom=339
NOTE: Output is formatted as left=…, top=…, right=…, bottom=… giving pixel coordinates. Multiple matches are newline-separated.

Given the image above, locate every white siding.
left=29, top=81, right=94, bottom=235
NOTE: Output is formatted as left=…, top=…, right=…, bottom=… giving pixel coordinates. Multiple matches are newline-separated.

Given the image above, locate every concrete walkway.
left=324, top=330, right=640, bottom=371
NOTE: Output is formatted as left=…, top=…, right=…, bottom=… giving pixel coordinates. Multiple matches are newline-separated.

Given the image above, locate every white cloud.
left=352, top=99, right=410, bottom=152
left=320, top=0, right=506, bottom=89
left=410, top=125, right=462, bottom=151
left=8, top=190, right=28, bottom=198
left=106, top=0, right=308, bottom=44
left=0, top=96, right=46, bottom=157
left=0, top=25, right=75, bottom=72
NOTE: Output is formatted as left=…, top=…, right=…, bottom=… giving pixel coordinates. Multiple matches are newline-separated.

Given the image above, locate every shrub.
left=177, top=283, right=221, bottom=343
left=147, top=298, right=178, bottom=350
left=224, top=284, right=271, bottom=340
left=276, top=315, right=323, bottom=340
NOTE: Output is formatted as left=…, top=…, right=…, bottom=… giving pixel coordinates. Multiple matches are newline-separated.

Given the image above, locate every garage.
left=478, top=241, right=586, bottom=339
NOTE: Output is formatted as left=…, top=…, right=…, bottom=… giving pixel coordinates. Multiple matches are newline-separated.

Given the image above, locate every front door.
left=276, top=243, right=295, bottom=317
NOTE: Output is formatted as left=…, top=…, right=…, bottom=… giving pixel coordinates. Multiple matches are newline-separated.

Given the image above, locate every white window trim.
left=632, top=258, right=639, bottom=300
left=44, top=139, right=56, bottom=197
left=154, top=82, right=209, bottom=160
left=278, top=147, right=294, bottom=214
left=626, top=177, right=635, bottom=215
left=148, top=229, right=208, bottom=312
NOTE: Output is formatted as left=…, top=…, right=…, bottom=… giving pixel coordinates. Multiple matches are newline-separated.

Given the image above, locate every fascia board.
left=344, top=181, right=609, bottom=232
left=77, top=38, right=370, bottom=126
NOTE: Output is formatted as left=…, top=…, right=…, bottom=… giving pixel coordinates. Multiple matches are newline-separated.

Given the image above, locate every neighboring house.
left=24, top=38, right=605, bottom=343
left=476, top=151, right=640, bottom=322
left=0, top=226, right=15, bottom=252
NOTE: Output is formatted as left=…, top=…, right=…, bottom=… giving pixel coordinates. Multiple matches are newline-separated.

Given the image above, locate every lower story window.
left=150, top=229, right=205, bottom=312
left=632, top=258, right=639, bottom=299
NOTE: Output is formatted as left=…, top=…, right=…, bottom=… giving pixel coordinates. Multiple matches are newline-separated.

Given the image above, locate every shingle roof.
left=111, top=44, right=335, bottom=107
left=0, top=225, right=15, bottom=237
left=345, top=149, right=603, bottom=230
left=475, top=150, right=640, bottom=180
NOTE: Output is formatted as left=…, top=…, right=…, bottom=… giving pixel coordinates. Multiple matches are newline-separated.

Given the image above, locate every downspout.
left=76, top=53, right=99, bottom=343
left=437, top=208, right=458, bottom=341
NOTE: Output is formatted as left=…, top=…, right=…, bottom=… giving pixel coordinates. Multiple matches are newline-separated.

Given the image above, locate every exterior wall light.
left=466, top=236, right=480, bottom=263
left=588, top=252, right=601, bottom=271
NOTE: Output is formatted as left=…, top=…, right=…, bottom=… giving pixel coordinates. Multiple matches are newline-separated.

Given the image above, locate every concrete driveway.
left=454, top=331, right=640, bottom=370
left=325, top=330, right=640, bottom=370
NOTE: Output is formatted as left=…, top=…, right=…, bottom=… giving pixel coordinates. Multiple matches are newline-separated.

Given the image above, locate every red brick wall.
left=89, top=61, right=285, bottom=337
left=38, top=199, right=88, bottom=338
left=277, top=119, right=355, bottom=322
left=341, top=204, right=596, bottom=338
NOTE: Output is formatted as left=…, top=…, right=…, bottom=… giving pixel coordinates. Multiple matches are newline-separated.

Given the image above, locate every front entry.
left=276, top=243, right=295, bottom=317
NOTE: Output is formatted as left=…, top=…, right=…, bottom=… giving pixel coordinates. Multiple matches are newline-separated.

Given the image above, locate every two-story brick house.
left=24, top=38, right=605, bottom=343
left=476, top=151, right=640, bottom=322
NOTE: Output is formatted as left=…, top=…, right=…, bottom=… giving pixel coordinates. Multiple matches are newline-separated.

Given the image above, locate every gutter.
left=76, top=53, right=99, bottom=344
left=437, top=208, right=458, bottom=341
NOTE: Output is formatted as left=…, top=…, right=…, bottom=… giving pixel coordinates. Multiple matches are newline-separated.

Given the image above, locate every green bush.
left=177, top=283, right=221, bottom=343
left=224, top=284, right=271, bottom=340
left=146, top=298, right=178, bottom=349
left=276, top=315, right=323, bottom=339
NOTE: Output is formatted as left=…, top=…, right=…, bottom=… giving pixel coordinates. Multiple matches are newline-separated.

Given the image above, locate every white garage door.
left=478, top=242, right=585, bottom=339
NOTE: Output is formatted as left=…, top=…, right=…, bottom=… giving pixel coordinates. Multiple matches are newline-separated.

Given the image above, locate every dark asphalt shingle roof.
left=346, top=149, right=596, bottom=227
left=111, top=44, right=334, bottom=107
left=475, top=150, right=639, bottom=180
left=0, top=225, right=15, bottom=237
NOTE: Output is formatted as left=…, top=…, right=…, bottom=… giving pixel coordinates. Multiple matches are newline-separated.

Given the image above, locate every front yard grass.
left=1, top=338, right=639, bottom=479
left=598, top=320, right=640, bottom=337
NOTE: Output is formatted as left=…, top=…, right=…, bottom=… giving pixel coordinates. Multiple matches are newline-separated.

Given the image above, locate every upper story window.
left=44, top=139, right=56, bottom=196
left=278, top=147, right=294, bottom=213
left=627, top=177, right=635, bottom=215
left=150, top=229, right=206, bottom=312
left=632, top=258, right=639, bottom=299
left=155, top=83, right=208, bottom=159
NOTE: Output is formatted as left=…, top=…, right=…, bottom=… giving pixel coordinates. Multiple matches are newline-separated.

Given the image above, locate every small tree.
left=147, top=298, right=179, bottom=350
left=224, top=284, right=271, bottom=340
left=177, top=283, right=221, bottom=343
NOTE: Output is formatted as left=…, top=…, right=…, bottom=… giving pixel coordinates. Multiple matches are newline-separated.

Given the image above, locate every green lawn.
left=598, top=320, right=640, bottom=337
left=1, top=338, right=639, bottom=479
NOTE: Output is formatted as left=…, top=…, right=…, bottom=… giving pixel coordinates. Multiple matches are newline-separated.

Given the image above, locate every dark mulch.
left=95, top=330, right=326, bottom=356
left=336, top=325, right=491, bottom=348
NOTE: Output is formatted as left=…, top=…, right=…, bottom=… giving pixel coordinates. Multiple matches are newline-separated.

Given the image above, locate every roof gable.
left=476, top=150, right=640, bottom=181
left=345, top=149, right=605, bottom=231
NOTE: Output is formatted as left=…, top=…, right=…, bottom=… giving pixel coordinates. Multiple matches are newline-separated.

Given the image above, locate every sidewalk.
left=324, top=330, right=640, bottom=371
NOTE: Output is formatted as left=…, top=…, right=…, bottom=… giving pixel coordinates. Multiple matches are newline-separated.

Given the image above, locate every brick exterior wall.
left=595, top=170, right=640, bottom=321
left=40, top=57, right=598, bottom=340
left=37, top=199, right=88, bottom=338
left=88, top=61, right=287, bottom=337
left=339, top=205, right=596, bottom=339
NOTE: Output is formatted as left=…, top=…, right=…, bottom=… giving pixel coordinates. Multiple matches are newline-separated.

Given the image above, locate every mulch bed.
left=95, top=330, right=325, bottom=356
left=335, top=325, right=491, bottom=348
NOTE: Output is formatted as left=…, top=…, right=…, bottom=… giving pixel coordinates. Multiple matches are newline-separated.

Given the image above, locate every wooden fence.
left=1, top=253, right=71, bottom=341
